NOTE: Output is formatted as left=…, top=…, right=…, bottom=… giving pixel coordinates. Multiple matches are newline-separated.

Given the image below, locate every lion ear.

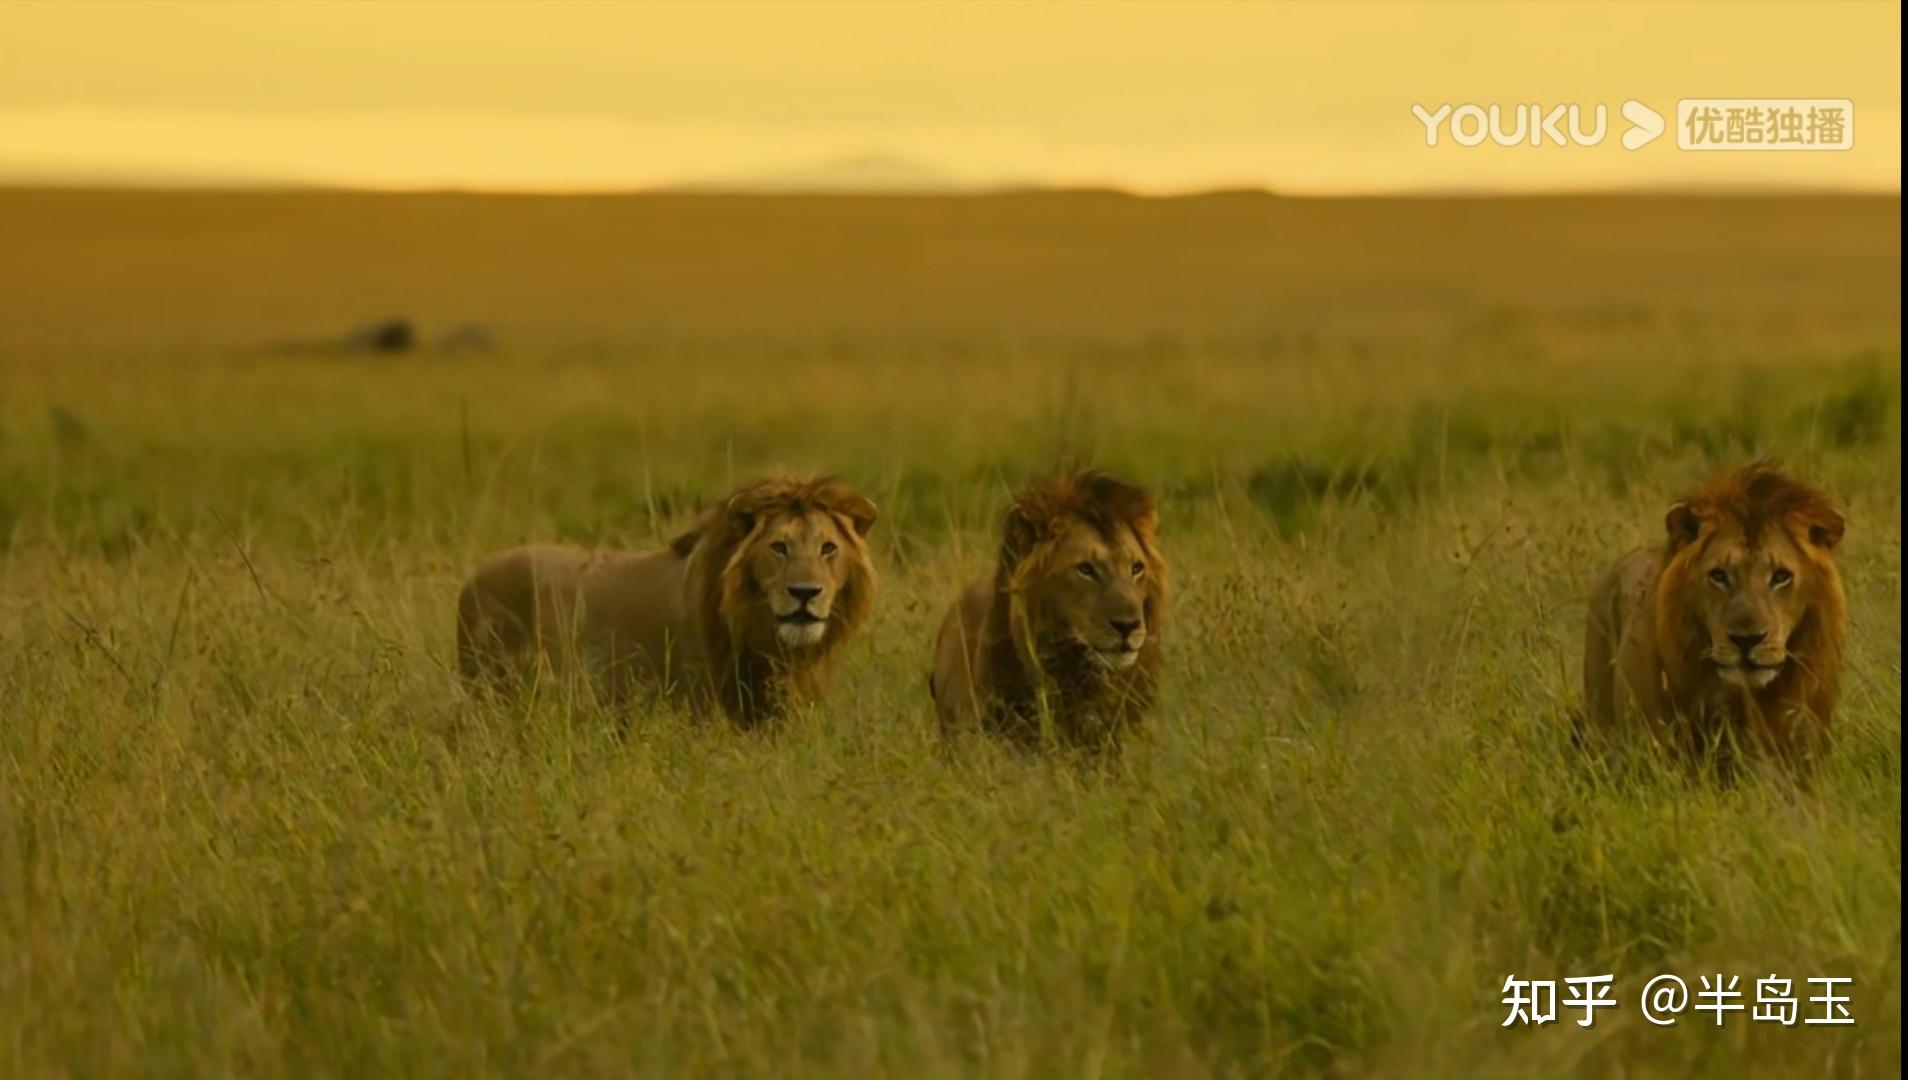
left=669, top=524, right=704, bottom=558
left=1806, top=507, right=1846, bottom=550
left=724, top=491, right=759, bottom=535
left=1001, top=502, right=1045, bottom=569
left=836, top=494, right=878, bottom=538
left=1665, top=502, right=1702, bottom=548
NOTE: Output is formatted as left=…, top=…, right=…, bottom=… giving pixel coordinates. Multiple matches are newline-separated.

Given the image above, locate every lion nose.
left=1109, top=618, right=1142, bottom=644
left=1730, top=631, right=1767, bottom=653
left=787, top=584, right=823, bottom=604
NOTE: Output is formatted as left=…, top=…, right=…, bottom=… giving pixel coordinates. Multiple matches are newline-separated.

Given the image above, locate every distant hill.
left=662, top=152, right=1034, bottom=195
left=0, top=161, right=318, bottom=190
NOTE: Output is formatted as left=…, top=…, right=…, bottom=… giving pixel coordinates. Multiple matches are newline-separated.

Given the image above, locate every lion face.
left=690, top=477, right=878, bottom=661
left=1021, top=518, right=1154, bottom=669
left=1663, top=472, right=1845, bottom=692
left=740, top=508, right=867, bottom=650
left=1001, top=471, right=1167, bottom=675
left=1682, top=522, right=1811, bottom=688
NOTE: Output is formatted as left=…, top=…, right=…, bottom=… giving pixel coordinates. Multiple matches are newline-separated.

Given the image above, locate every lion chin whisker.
left=1717, top=663, right=1784, bottom=690
left=1708, top=651, right=1788, bottom=691
left=1074, top=640, right=1140, bottom=672
left=776, top=618, right=829, bottom=649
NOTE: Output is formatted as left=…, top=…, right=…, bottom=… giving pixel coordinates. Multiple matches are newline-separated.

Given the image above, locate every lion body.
left=457, top=544, right=696, bottom=703
left=1581, top=463, right=1845, bottom=774
left=457, top=476, right=877, bottom=725
left=931, top=471, right=1166, bottom=752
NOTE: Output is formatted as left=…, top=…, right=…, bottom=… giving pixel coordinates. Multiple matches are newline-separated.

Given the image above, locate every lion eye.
left=770, top=541, right=789, bottom=557
left=820, top=541, right=838, bottom=558
left=1075, top=562, right=1097, bottom=580
left=1130, top=561, right=1145, bottom=578
left=1707, top=568, right=1730, bottom=588
left=1771, top=567, right=1793, bottom=587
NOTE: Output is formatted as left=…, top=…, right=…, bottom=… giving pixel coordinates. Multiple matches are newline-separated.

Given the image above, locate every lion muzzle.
left=774, top=596, right=830, bottom=648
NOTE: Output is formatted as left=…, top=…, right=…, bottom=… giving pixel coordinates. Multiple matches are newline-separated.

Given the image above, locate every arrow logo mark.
left=1621, top=100, right=1665, bottom=150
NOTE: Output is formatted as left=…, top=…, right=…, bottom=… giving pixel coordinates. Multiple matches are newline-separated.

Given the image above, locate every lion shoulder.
left=931, top=578, right=996, bottom=709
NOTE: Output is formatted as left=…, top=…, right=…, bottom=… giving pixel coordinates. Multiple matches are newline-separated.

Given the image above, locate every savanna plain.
left=0, top=190, right=1899, bottom=1077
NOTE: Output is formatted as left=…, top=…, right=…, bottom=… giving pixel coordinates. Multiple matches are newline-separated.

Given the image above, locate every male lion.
left=930, top=470, right=1167, bottom=752
left=1581, top=461, right=1846, bottom=774
left=457, top=475, right=877, bottom=726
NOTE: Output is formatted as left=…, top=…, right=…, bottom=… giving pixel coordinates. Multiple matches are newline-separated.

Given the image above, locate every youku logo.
left=1412, top=101, right=1666, bottom=150
left=1415, top=98, right=1855, bottom=153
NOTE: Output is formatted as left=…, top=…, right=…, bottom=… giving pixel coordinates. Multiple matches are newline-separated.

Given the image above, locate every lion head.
left=997, top=470, right=1168, bottom=678
left=1656, top=461, right=1846, bottom=700
left=672, top=475, right=878, bottom=718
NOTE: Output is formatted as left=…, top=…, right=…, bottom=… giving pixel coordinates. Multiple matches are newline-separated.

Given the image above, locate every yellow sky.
left=0, top=0, right=1897, bottom=194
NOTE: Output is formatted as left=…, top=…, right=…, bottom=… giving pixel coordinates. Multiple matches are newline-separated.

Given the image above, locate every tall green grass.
left=0, top=192, right=1899, bottom=1076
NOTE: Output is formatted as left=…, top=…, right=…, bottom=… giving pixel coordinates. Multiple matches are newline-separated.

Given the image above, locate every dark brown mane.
left=1000, top=469, right=1162, bottom=572
left=983, top=470, right=1167, bottom=750
left=1672, top=459, right=1845, bottom=551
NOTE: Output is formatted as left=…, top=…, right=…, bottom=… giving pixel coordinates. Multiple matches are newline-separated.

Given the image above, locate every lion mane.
left=930, top=470, right=1168, bottom=751
left=1582, top=460, right=1847, bottom=774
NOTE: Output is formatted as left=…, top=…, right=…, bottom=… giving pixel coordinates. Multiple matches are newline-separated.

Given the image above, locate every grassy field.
left=0, top=190, right=1899, bottom=1077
